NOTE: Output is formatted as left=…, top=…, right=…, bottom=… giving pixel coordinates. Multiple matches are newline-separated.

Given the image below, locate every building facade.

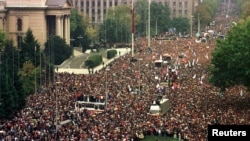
left=72, top=0, right=199, bottom=26
left=0, top=0, right=73, bottom=49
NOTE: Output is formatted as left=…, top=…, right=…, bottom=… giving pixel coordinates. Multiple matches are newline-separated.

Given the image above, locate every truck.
left=148, top=95, right=170, bottom=116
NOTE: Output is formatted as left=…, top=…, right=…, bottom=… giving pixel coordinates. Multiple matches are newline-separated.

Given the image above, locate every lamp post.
left=0, top=51, right=1, bottom=107
left=190, top=15, right=194, bottom=37
left=138, top=58, right=142, bottom=96
left=70, top=38, right=75, bottom=48
left=105, top=67, right=110, bottom=109
left=148, top=0, right=151, bottom=49
left=77, top=36, right=83, bottom=52
left=55, top=81, right=62, bottom=139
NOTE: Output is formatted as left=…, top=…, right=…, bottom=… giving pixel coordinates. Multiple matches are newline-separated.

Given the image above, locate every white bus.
left=149, top=96, right=170, bottom=116
left=75, top=101, right=105, bottom=114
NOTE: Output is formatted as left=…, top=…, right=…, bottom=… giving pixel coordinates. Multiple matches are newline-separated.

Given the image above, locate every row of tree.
left=97, top=0, right=190, bottom=47
left=69, top=0, right=195, bottom=51
left=0, top=29, right=72, bottom=119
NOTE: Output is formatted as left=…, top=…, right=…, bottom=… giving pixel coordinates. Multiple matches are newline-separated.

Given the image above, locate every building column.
left=89, top=0, right=92, bottom=22
left=61, top=15, right=64, bottom=38
left=112, top=0, right=114, bottom=9
left=56, top=15, right=61, bottom=36
left=95, top=0, right=97, bottom=24
left=101, top=0, right=104, bottom=22
left=107, top=0, right=109, bottom=9
left=0, top=17, right=4, bottom=31
left=84, top=0, right=86, bottom=16
left=65, top=15, right=70, bottom=45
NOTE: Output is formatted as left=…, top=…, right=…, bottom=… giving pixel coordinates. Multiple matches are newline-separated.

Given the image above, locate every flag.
left=196, top=58, right=199, bottom=64
left=34, top=45, right=37, bottom=51
left=192, top=59, right=195, bottom=66
left=192, top=74, right=196, bottom=79
left=205, top=53, right=209, bottom=60
left=188, top=60, right=191, bottom=67
left=240, top=89, right=243, bottom=96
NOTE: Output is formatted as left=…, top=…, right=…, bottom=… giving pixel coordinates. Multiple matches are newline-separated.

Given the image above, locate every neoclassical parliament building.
left=0, top=0, right=72, bottom=49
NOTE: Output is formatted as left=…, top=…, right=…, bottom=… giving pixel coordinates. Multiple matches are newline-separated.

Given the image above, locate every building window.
left=185, top=2, right=188, bottom=8
left=185, top=10, right=188, bottom=15
left=173, top=9, right=176, bottom=17
left=179, top=2, right=182, bottom=7
left=17, top=18, right=22, bottom=31
left=179, top=10, right=182, bottom=15
left=173, top=2, right=176, bottom=6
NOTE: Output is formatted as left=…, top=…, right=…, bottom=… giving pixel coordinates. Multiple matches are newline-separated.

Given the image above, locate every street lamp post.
left=70, top=38, right=75, bottom=48
left=190, top=15, right=194, bottom=37
left=105, top=67, right=110, bottom=109
left=0, top=51, right=1, bottom=106
left=55, top=81, right=62, bottom=139
left=138, top=58, right=142, bottom=96
left=77, top=36, right=83, bottom=52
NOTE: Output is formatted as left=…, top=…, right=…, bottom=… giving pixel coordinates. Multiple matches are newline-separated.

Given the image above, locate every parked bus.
left=148, top=95, right=170, bottom=116
left=75, top=101, right=105, bottom=114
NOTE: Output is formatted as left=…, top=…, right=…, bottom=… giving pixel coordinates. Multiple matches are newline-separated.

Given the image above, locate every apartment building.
left=72, top=0, right=199, bottom=26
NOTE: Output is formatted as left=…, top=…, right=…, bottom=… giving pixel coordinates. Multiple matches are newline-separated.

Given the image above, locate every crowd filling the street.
left=0, top=2, right=249, bottom=141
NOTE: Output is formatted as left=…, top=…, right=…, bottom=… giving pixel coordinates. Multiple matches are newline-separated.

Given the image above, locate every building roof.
left=5, top=0, right=47, bottom=7
left=46, top=0, right=72, bottom=7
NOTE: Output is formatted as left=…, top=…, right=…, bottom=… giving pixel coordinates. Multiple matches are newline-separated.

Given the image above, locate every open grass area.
left=143, top=136, right=179, bottom=141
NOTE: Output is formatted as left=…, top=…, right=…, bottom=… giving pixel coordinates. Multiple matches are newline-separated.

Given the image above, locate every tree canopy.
left=209, top=17, right=250, bottom=91
left=70, top=9, right=91, bottom=52
left=194, top=0, right=219, bottom=29
left=44, top=36, right=73, bottom=65
left=236, top=0, right=250, bottom=19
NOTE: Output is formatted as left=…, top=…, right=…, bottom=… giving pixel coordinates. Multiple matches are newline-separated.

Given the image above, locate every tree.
left=19, top=28, right=41, bottom=68
left=194, top=0, right=219, bottom=29
left=44, top=36, right=73, bottom=65
left=171, top=17, right=190, bottom=34
left=150, top=1, right=171, bottom=35
left=0, top=36, right=26, bottom=119
left=209, top=17, right=250, bottom=91
left=135, top=0, right=171, bottom=36
left=18, top=61, right=36, bottom=95
left=70, top=9, right=91, bottom=52
left=98, top=5, right=131, bottom=44
left=237, top=0, right=250, bottom=19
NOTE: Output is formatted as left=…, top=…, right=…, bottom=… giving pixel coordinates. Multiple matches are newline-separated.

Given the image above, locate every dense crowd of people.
left=0, top=1, right=249, bottom=141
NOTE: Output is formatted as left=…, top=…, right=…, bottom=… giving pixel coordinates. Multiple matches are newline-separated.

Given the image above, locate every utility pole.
left=148, top=0, right=151, bottom=48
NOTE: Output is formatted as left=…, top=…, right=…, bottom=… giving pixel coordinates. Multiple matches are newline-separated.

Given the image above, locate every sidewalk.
left=56, top=48, right=131, bottom=74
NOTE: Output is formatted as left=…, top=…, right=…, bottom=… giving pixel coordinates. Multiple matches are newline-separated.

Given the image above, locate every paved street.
left=56, top=48, right=131, bottom=74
